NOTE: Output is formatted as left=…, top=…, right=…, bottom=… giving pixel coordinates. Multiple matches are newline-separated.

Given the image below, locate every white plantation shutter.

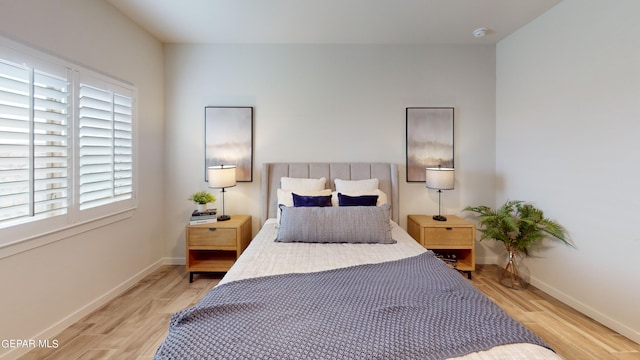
left=0, top=60, right=31, bottom=226
left=78, top=83, right=133, bottom=210
left=0, top=58, right=69, bottom=228
left=113, top=94, right=133, bottom=199
left=33, top=70, right=69, bottom=218
left=0, top=37, right=136, bottom=247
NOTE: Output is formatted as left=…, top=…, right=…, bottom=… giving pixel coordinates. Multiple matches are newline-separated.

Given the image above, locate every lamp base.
left=217, top=215, right=231, bottom=221
left=432, top=215, right=447, bottom=221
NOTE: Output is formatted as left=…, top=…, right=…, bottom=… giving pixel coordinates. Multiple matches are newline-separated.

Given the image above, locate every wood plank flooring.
left=19, top=265, right=640, bottom=360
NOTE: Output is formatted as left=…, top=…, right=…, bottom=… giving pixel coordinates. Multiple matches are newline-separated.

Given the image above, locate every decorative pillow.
left=276, top=204, right=395, bottom=244
left=292, top=193, right=332, bottom=207
left=276, top=189, right=332, bottom=222
left=337, top=193, right=378, bottom=206
left=277, top=189, right=332, bottom=207
left=334, top=178, right=379, bottom=193
left=331, top=189, right=388, bottom=207
left=280, top=177, right=326, bottom=191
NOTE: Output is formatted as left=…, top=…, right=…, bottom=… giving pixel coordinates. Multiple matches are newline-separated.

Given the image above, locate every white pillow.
left=280, top=177, right=326, bottom=191
left=277, top=188, right=332, bottom=222
left=331, top=189, right=388, bottom=207
left=334, top=178, right=379, bottom=193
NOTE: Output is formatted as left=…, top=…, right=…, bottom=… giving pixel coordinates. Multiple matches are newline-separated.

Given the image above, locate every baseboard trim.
left=530, top=276, right=640, bottom=344
left=164, top=256, right=185, bottom=265
left=475, top=255, right=500, bottom=264
left=1, top=258, right=167, bottom=360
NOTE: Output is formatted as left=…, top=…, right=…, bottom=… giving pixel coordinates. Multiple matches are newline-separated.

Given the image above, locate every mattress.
left=217, top=219, right=561, bottom=360
left=220, top=219, right=426, bottom=285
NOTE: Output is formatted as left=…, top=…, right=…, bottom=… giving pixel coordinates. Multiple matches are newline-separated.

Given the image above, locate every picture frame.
left=204, top=106, right=253, bottom=182
left=406, top=107, right=454, bottom=182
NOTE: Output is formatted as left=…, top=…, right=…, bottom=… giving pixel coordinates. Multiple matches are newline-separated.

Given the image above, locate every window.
left=0, top=38, right=136, bottom=248
left=78, top=80, right=134, bottom=211
left=0, top=59, right=70, bottom=228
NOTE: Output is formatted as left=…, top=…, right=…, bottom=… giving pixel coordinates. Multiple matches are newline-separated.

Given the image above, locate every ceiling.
left=106, top=0, right=562, bottom=45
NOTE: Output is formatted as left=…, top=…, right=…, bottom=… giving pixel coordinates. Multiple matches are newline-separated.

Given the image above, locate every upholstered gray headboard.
left=261, top=163, right=399, bottom=223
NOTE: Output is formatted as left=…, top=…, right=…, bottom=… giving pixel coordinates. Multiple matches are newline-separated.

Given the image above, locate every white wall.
left=496, top=0, right=640, bottom=343
left=0, top=1, right=165, bottom=358
left=164, top=44, right=498, bottom=261
left=2, top=0, right=636, bottom=355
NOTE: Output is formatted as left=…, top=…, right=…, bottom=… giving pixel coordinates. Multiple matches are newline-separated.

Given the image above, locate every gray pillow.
left=276, top=204, right=395, bottom=244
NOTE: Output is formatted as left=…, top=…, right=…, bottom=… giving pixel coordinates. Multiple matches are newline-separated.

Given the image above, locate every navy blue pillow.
left=337, top=193, right=379, bottom=206
left=292, top=193, right=332, bottom=207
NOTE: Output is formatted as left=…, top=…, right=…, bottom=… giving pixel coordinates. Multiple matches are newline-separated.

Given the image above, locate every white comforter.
left=220, top=219, right=561, bottom=360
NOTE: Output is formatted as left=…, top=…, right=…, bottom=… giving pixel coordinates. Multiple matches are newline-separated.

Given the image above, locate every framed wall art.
left=204, top=106, right=253, bottom=182
left=406, top=107, right=454, bottom=182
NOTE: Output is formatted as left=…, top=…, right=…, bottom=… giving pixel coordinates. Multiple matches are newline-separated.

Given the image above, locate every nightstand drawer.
left=188, top=227, right=237, bottom=247
left=425, top=227, right=473, bottom=247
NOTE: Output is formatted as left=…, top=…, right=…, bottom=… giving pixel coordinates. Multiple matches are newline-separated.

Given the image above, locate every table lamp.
left=425, top=167, right=454, bottom=221
left=207, top=165, right=236, bottom=221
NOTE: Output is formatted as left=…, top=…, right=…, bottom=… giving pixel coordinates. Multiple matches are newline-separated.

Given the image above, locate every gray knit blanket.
left=155, top=252, right=551, bottom=359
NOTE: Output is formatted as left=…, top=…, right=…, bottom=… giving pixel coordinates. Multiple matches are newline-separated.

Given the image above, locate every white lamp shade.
left=425, top=167, right=455, bottom=190
left=208, top=165, right=237, bottom=188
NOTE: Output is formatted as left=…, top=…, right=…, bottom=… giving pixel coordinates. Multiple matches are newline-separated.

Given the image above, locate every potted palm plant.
left=188, top=191, right=216, bottom=212
left=464, top=200, right=572, bottom=289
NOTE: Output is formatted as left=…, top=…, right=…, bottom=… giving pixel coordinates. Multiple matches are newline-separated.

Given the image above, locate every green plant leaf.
left=188, top=191, right=216, bottom=204
left=464, top=200, right=573, bottom=256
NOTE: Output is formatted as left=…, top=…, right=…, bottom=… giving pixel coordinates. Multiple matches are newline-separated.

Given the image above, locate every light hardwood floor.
left=19, top=265, right=640, bottom=360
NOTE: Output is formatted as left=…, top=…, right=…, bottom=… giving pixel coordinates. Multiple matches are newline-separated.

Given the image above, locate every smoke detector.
left=472, top=28, right=487, bottom=38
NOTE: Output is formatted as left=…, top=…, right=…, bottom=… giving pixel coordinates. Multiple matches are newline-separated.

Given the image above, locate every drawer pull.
left=208, top=228, right=217, bottom=231
left=445, top=227, right=453, bottom=230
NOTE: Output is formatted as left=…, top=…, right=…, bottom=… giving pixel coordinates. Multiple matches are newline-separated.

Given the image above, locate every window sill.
left=0, top=209, right=135, bottom=260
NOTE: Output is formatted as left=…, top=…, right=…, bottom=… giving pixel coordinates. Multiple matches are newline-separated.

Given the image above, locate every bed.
left=155, top=162, right=561, bottom=360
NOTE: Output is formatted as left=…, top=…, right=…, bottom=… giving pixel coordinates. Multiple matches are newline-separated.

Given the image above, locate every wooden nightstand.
left=407, top=214, right=475, bottom=279
left=186, top=215, right=252, bottom=282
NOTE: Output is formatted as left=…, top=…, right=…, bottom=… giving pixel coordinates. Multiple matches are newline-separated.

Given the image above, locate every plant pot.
left=196, top=203, right=208, bottom=212
left=499, top=248, right=530, bottom=290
